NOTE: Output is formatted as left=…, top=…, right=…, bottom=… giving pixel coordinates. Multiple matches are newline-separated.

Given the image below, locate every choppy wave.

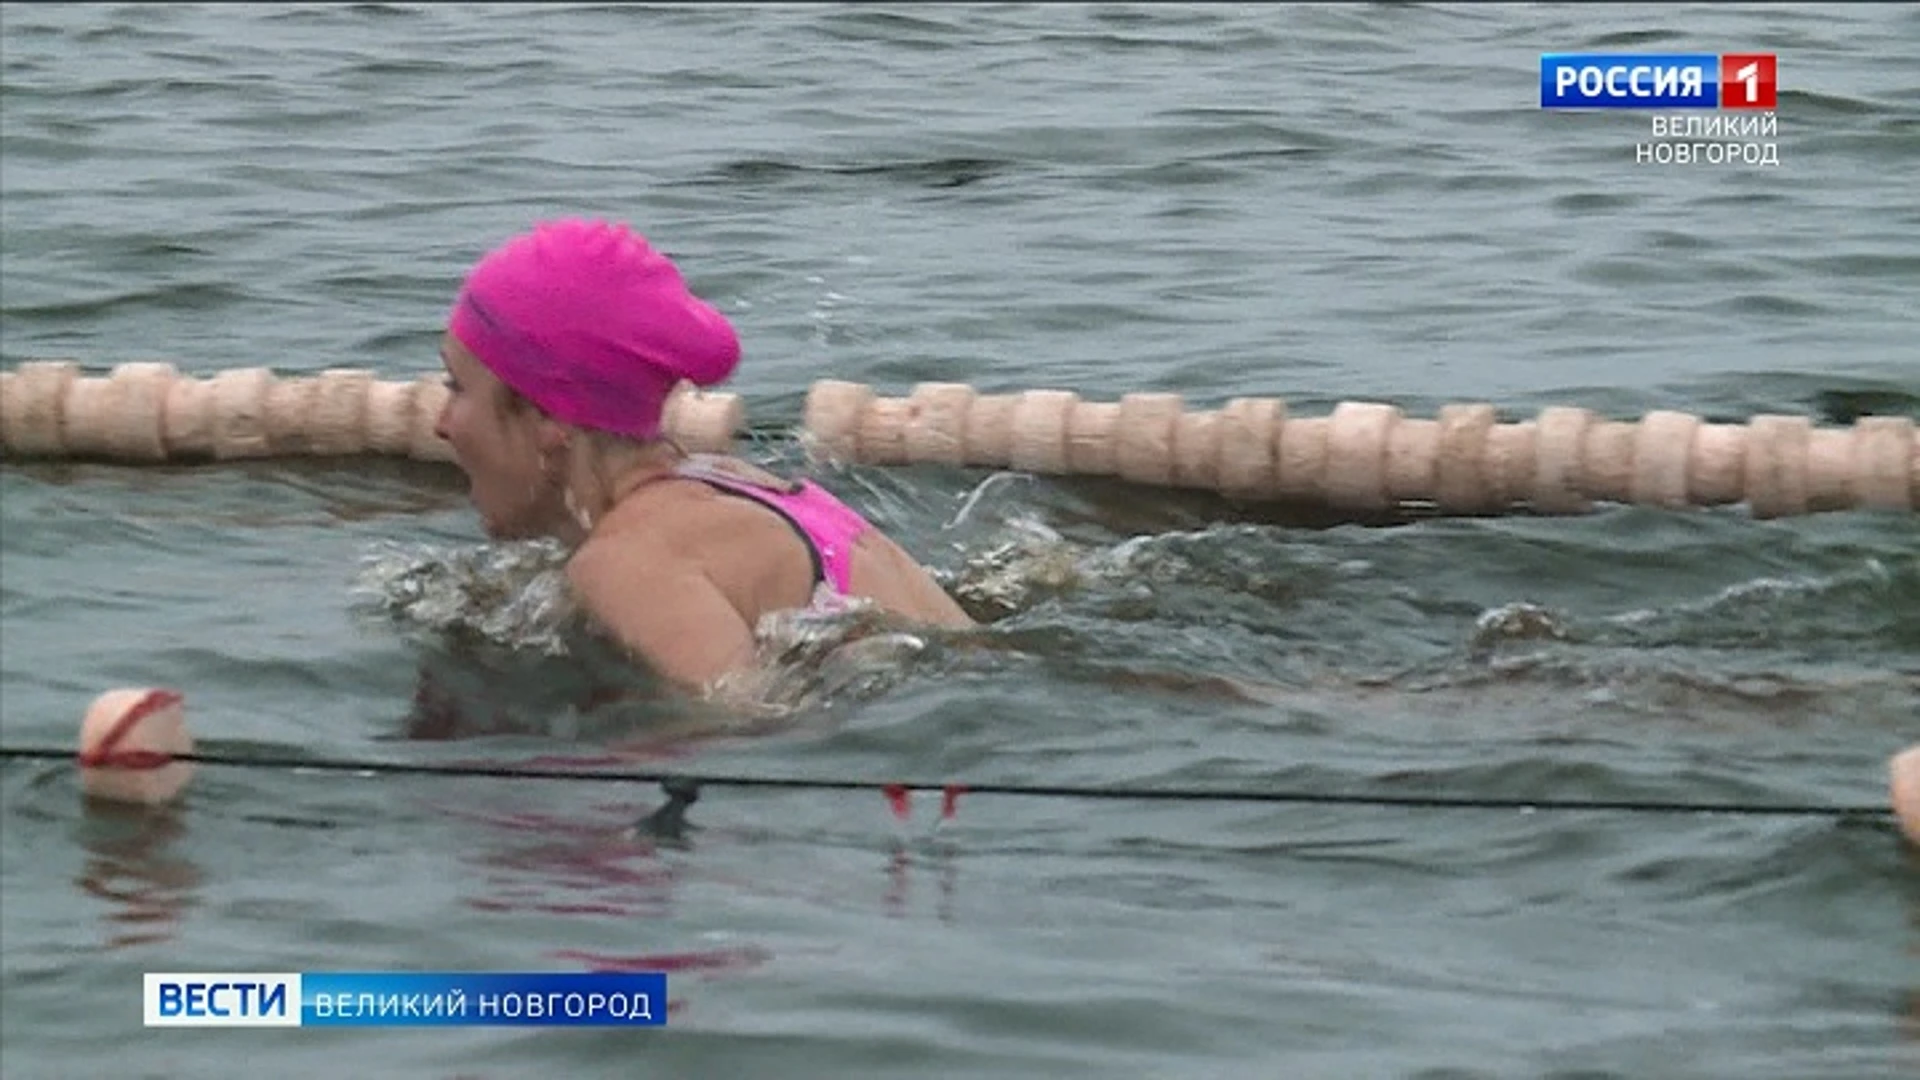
left=351, top=537, right=947, bottom=723
left=353, top=537, right=578, bottom=655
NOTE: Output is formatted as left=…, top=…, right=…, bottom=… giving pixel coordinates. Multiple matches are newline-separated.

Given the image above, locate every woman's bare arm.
left=566, top=536, right=760, bottom=696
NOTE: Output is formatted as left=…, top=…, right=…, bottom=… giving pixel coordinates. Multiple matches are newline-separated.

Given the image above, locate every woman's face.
left=434, top=334, right=567, bottom=539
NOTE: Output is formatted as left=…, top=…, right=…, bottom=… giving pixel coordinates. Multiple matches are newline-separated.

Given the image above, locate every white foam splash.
left=351, top=538, right=577, bottom=655
left=1468, top=601, right=1573, bottom=660
left=354, top=539, right=936, bottom=713
left=1604, top=558, right=1893, bottom=629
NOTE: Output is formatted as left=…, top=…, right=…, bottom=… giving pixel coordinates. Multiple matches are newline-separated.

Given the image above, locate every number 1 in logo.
left=1720, top=54, right=1777, bottom=109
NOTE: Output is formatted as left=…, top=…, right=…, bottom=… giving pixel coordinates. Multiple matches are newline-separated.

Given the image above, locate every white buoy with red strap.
left=1892, top=745, right=1920, bottom=847
left=77, top=688, right=195, bottom=805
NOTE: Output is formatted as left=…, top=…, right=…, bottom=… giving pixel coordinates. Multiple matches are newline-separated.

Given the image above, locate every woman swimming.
left=433, top=218, right=974, bottom=698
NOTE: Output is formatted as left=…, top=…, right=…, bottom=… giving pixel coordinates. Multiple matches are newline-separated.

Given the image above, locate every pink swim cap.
left=447, top=219, right=740, bottom=441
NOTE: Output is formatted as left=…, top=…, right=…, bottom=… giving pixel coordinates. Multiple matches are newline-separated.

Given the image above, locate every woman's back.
left=591, top=454, right=974, bottom=636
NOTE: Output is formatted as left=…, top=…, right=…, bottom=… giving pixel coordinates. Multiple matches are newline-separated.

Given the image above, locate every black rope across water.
left=0, top=745, right=1890, bottom=821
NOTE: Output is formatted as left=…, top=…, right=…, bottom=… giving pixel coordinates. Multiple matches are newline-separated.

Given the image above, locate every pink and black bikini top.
left=670, top=456, right=870, bottom=594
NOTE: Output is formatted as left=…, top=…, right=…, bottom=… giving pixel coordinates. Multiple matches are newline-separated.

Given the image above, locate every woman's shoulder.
left=588, top=461, right=810, bottom=568
left=575, top=464, right=820, bottom=628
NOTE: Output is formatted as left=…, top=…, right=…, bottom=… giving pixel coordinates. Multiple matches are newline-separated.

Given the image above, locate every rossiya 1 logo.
left=1539, top=52, right=1779, bottom=167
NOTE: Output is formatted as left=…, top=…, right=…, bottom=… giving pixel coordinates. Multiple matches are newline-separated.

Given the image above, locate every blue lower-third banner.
left=144, top=972, right=668, bottom=1027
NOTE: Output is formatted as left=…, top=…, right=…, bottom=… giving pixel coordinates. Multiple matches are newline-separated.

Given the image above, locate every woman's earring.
left=545, top=439, right=593, bottom=535
left=564, top=485, right=594, bottom=534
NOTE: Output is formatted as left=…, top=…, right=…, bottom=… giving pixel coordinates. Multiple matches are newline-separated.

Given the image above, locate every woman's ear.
left=519, top=417, right=571, bottom=488
left=532, top=415, right=572, bottom=458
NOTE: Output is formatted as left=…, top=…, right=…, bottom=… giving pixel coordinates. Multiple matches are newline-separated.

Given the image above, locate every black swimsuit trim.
left=690, top=479, right=827, bottom=587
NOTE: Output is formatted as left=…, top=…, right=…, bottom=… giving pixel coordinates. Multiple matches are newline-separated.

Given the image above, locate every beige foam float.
left=0, top=360, right=744, bottom=465
left=2, top=362, right=1914, bottom=519
left=799, top=380, right=1914, bottom=518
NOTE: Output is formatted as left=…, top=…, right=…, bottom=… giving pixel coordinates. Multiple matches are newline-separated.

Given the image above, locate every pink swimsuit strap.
left=672, top=458, right=870, bottom=594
